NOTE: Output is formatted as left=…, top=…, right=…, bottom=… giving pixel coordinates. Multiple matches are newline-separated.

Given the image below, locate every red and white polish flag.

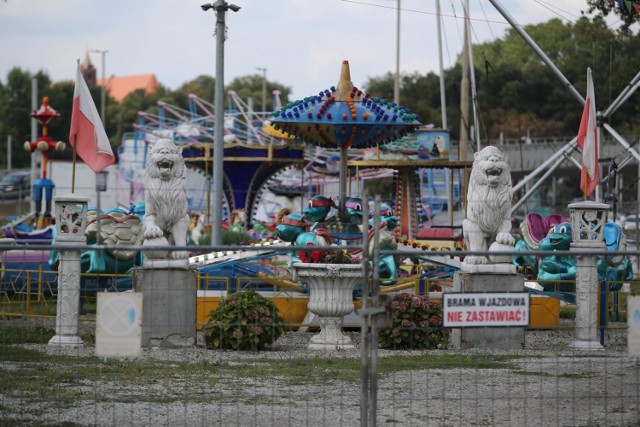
left=576, top=67, right=599, bottom=197
left=68, top=64, right=115, bottom=173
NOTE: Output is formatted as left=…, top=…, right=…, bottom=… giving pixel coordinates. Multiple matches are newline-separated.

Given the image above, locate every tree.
left=226, top=74, right=291, bottom=112
left=586, top=0, right=640, bottom=29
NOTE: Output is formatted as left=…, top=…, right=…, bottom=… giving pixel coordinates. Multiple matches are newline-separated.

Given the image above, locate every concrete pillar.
left=450, top=271, right=526, bottom=350
left=138, top=260, right=196, bottom=348
left=570, top=243, right=603, bottom=349
left=568, top=201, right=609, bottom=351
left=49, top=194, right=89, bottom=347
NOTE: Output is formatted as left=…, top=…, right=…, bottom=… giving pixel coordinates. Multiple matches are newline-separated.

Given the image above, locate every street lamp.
left=256, top=67, right=267, bottom=118
left=201, top=1, right=240, bottom=246
left=90, top=49, right=108, bottom=127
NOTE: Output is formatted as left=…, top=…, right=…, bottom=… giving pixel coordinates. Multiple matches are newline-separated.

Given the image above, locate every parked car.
left=0, top=171, right=31, bottom=199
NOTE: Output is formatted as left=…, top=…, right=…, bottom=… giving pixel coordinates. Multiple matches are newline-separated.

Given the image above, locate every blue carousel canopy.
left=270, top=60, right=421, bottom=149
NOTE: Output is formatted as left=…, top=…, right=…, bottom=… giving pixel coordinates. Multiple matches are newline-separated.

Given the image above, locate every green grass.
left=0, top=347, right=524, bottom=405
left=0, top=325, right=55, bottom=345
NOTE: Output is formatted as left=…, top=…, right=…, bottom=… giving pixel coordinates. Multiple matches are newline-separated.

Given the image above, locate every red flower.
left=299, top=251, right=309, bottom=263
left=311, top=250, right=323, bottom=263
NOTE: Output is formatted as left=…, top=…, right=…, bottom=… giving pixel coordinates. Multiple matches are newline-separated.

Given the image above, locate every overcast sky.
left=0, top=0, right=629, bottom=103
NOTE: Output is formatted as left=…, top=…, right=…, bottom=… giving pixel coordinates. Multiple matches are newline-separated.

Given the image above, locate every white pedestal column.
left=568, top=200, right=609, bottom=351
left=49, top=194, right=89, bottom=347
left=570, top=242, right=604, bottom=350
left=49, top=238, right=85, bottom=346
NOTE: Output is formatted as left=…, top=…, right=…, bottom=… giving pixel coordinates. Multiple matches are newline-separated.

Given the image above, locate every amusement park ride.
left=0, top=60, right=633, bottom=324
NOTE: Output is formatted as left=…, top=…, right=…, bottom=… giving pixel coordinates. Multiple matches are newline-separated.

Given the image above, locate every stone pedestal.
left=49, top=241, right=85, bottom=346
left=137, top=263, right=196, bottom=348
left=570, top=243, right=604, bottom=350
left=49, top=194, right=89, bottom=347
left=449, top=269, right=525, bottom=350
left=568, top=201, right=608, bottom=351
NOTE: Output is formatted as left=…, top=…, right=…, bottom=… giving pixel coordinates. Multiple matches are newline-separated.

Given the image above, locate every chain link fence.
left=1, top=242, right=639, bottom=426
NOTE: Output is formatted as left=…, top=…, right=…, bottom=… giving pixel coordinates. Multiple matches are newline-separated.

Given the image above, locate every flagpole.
left=72, top=59, right=79, bottom=194
left=72, top=135, right=77, bottom=193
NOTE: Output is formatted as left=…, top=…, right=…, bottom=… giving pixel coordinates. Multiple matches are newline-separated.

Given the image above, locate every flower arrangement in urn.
left=298, top=244, right=361, bottom=265
left=292, top=244, right=364, bottom=350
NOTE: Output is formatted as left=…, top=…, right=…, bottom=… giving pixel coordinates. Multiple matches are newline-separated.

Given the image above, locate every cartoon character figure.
left=302, top=195, right=336, bottom=229
left=275, top=213, right=330, bottom=266
left=368, top=203, right=400, bottom=282
left=514, top=218, right=633, bottom=301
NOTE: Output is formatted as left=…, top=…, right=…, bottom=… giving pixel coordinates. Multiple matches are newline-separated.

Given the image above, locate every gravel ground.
left=2, top=318, right=640, bottom=426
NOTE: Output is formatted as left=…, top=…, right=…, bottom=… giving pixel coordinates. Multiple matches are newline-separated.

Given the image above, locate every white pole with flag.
left=69, top=63, right=115, bottom=192
left=576, top=67, right=599, bottom=200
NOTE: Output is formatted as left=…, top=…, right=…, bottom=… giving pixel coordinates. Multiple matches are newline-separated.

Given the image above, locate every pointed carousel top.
left=270, top=60, right=421, bottom=149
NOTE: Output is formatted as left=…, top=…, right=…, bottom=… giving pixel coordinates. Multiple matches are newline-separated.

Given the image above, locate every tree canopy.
left=0, top=16, right=638, bottom=169
left=363, top=16, right=639, bottom=141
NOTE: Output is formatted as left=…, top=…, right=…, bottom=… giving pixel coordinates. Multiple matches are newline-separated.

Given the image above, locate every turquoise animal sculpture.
left=302, top=195, right=336, bottom=227
left=275, top=213, right=330, bottom=266
left=49, top=204, right=145, bottom=274
left=536, top=222, right=576, bottom=293
left=344, top=197, right=364, bottom=225
left=369, top=203, right=400, bottom=282
left=514, top=219, right=633, bottom=300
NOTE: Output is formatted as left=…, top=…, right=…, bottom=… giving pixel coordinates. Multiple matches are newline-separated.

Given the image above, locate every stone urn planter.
left=291, top=262, right=364, bottom=350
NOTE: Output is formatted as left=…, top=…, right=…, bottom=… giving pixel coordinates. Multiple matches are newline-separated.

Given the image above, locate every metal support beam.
left=603, top=123, right=640, bottom=163
left=512, top=153, right=567, bottom=212
left=512, top=138, right=578, bottom=193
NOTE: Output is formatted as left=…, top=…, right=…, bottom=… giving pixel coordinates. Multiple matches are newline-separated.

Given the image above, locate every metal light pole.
left=394, top=0, right=401, bottom=105
left=30, top=77, right=37, bottom=211
left=202, top=1, right=240, bottom=246
left=257, top=67, right=267, bottom=118
left=91, top=49, right=108, bottom=126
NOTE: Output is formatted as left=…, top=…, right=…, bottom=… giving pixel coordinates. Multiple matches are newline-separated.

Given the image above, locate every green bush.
left=379, top=293, right=450, bottom=350
left=203, top=290, right=286, bottom=351
left=198, top=229, right=253, bottom=246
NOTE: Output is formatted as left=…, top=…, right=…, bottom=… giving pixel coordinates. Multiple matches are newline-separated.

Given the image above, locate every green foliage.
left=198, top=229, right=253, bottom=246
left=379, top=293, right=449, bottom=350
left=0, top=325, right=54, bottom=344
left=203, top=290, right=286, bottom=351
left=298, top=247, right=360, bottom=264
left=325, top=249, right=357, bottom=264
left=586, top=0, right=640, bottom=29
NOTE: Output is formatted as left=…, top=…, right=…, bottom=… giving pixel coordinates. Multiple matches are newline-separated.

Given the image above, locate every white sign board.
left=628, top=296, right=640, bottom=357
left=443, top=292, right=530, bottom=327
left=95, top=292, right=142, bottom=358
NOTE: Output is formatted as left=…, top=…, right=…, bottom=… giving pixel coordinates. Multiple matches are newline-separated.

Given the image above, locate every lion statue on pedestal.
left=463, top=146, right=515, bottom=265
left=143, top=138, right=190, bottom=259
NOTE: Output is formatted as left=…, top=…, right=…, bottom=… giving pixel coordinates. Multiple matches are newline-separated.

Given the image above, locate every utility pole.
left=6, top=135, right=11, bottom=170
left=257, top=67, right=267, bottom=118
left=91, top=49, right=108, bottom=126
left=459, top=0, right=470, bottom=163
left=394, top=0, right=401, bottom=105
left=459, top=0, right=470, bottom=216
left=201, top=0, right=240, bottom=246
left=30, top=77, right=37, bottom=211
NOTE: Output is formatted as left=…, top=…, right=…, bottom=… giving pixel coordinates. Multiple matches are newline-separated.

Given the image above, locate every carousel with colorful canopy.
left=271, top=60, right=421, bottom=221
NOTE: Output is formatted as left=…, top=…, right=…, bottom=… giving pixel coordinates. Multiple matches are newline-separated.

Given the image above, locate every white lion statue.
left=463, top=146, right=515, bottom=264
left=143, top=138, right=190, bottom=259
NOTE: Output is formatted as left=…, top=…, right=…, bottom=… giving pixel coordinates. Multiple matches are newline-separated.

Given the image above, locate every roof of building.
left=98, top=74, right=160, bottom=102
